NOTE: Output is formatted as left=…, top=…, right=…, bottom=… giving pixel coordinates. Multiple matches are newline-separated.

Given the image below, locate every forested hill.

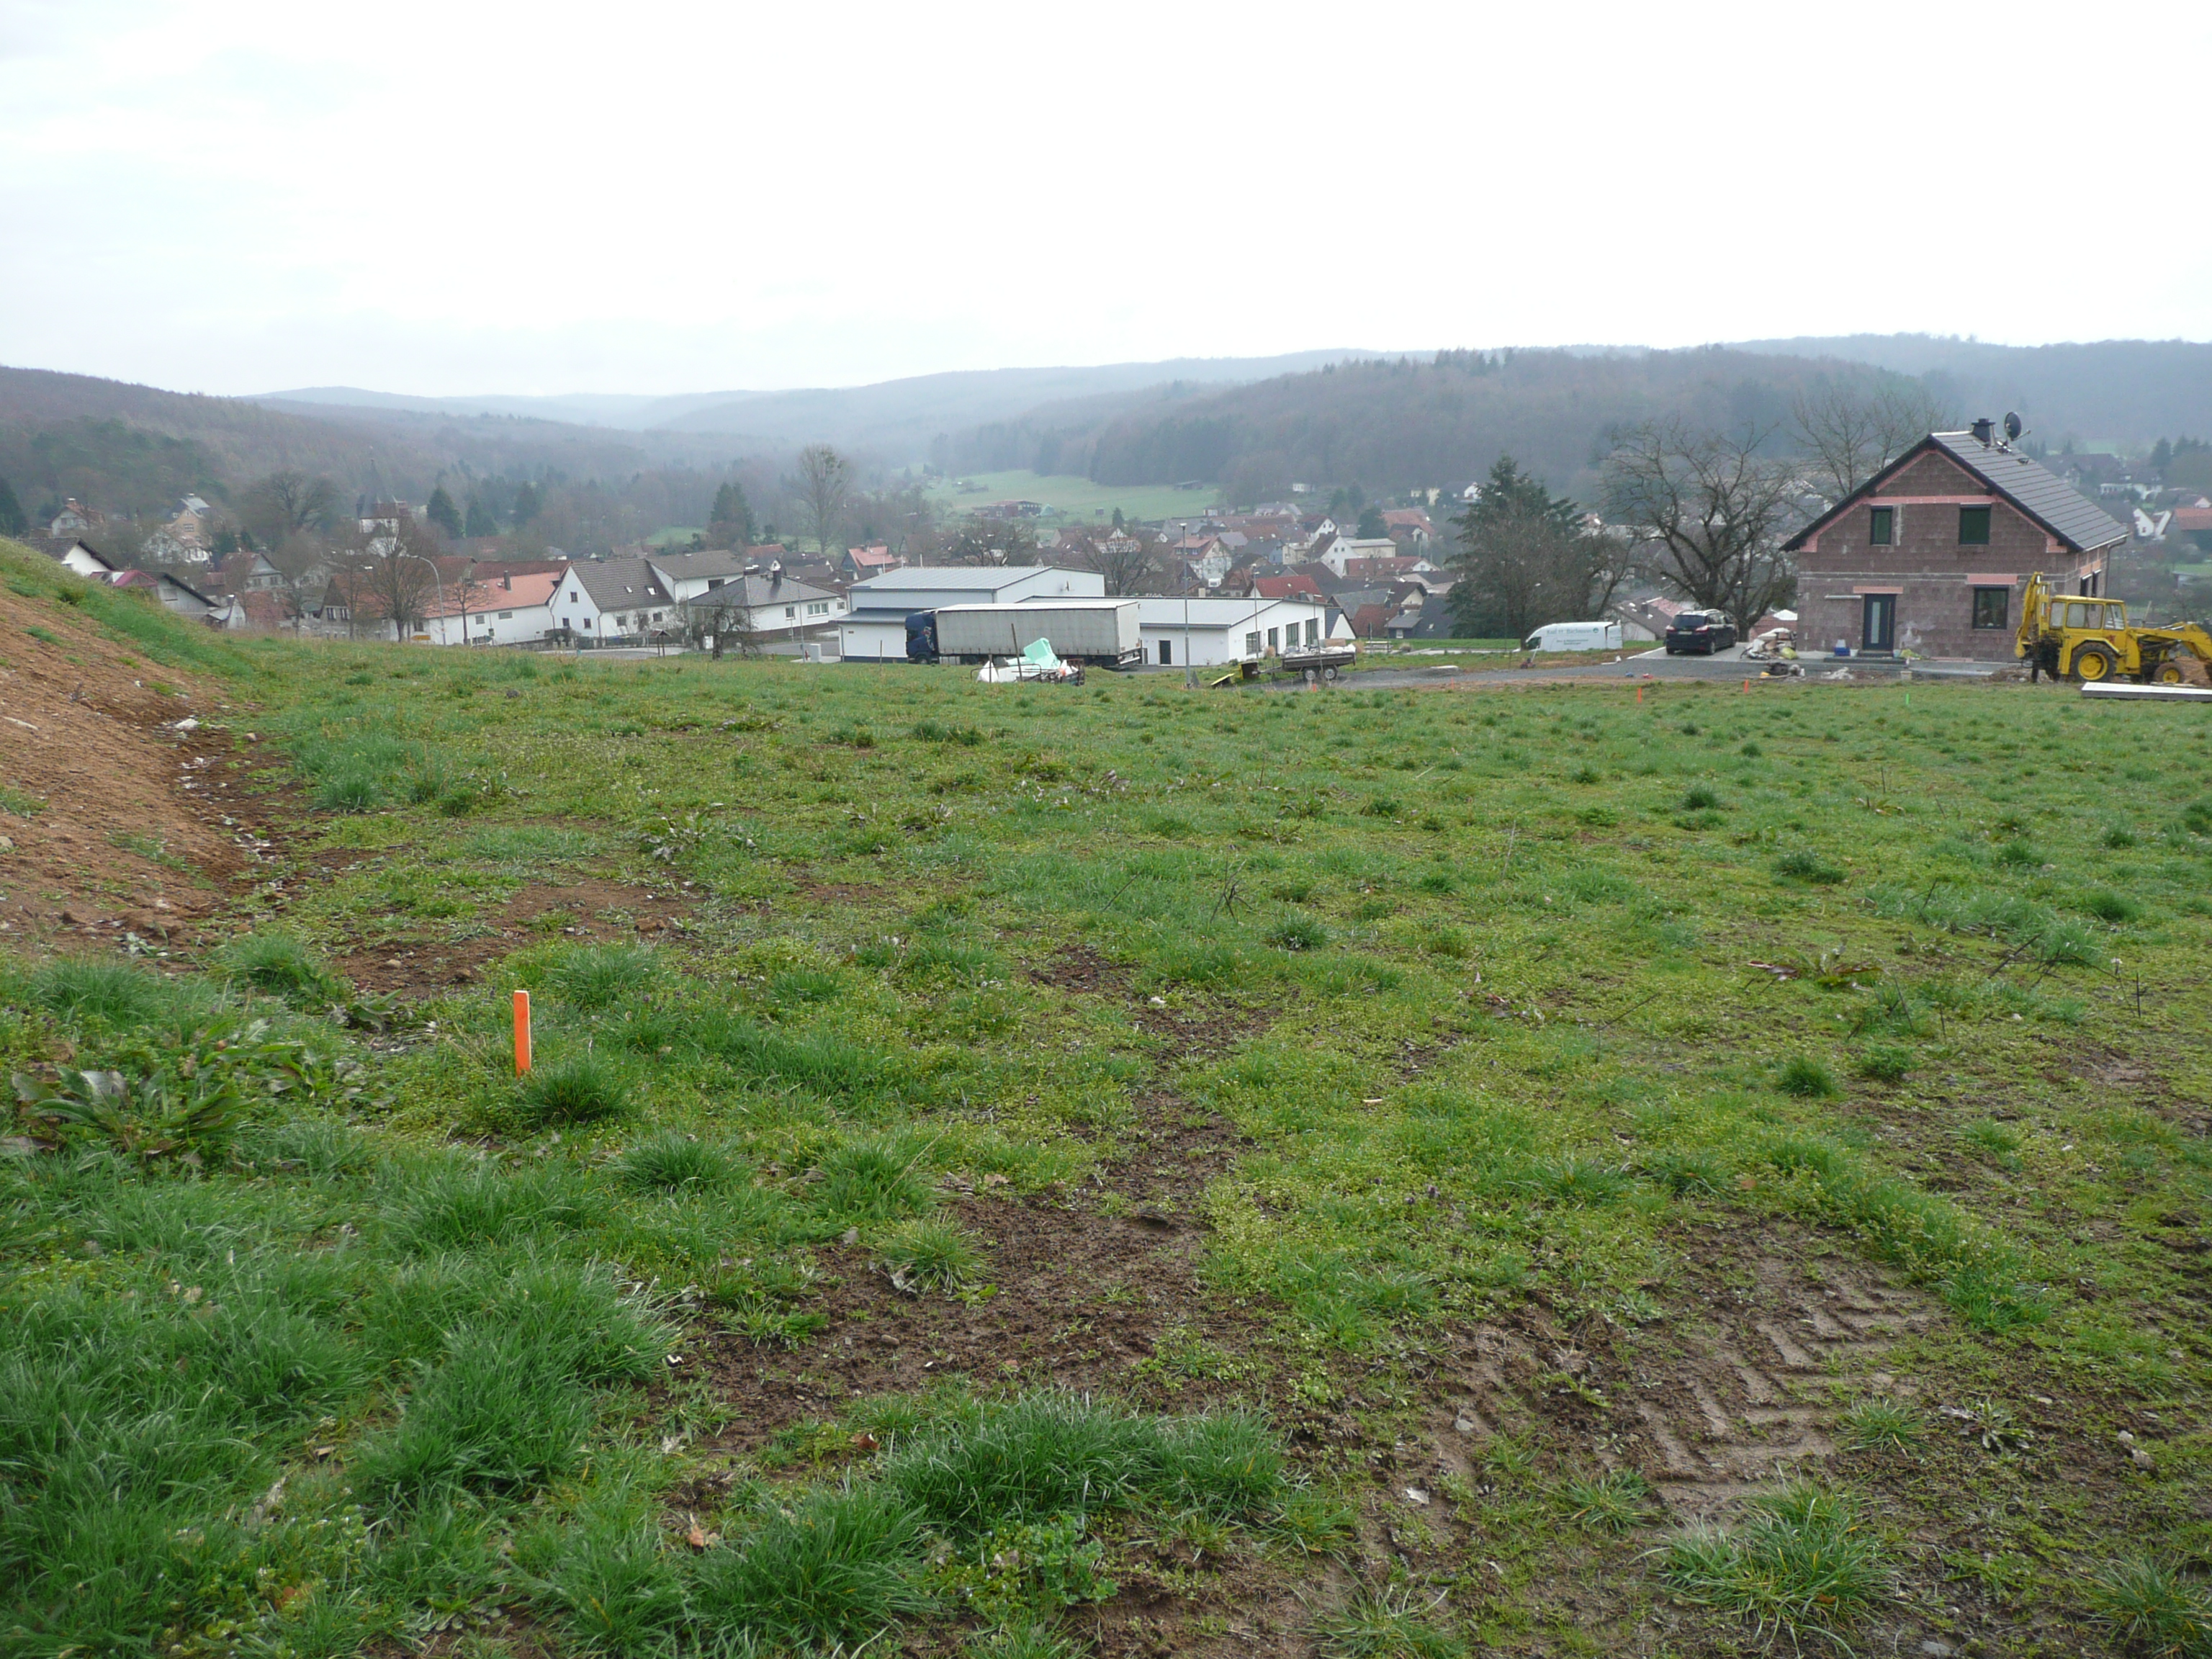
left=0, top=367, right=655, bottom=519
left=1736, top=336, right=2212, bottom=445
left=967, top=337, right=2212, bottom=504
left=1016, top=349, right=1907, bottom=503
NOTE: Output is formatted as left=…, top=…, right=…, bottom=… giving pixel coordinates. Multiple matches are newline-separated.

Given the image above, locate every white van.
left=1524, top=621, right=1622, bottom=652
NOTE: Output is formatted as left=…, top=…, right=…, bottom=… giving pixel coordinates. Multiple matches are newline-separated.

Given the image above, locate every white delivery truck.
left=916, top=600, right=1143, bottom=667
left=1523, top=621, right=1622, bottom=652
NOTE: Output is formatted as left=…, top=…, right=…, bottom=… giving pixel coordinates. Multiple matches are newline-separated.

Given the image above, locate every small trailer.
left=907, top=600, right=1142, bottom=667
left=1277, top=644, right=1359, bottom=681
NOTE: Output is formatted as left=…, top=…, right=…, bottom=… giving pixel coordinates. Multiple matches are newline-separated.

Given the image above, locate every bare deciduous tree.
left=793, top=444, right=852, bottom=561
left=1063, top=529, right=1160, bottom=595
left=681, top=594, right=764, bottom=660
left=241, top=469, right=341, bottom=546
left=1791, top=379, right=1954, bottom=503
left=943, top=517, right=1034, bottom=566
left=345, top=518, right=444, bottom=639
left=1603, top=419, right=1802, bottom=631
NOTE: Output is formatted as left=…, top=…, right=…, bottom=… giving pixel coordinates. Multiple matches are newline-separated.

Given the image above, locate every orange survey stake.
left=513, top=989, right=532, bottom=1075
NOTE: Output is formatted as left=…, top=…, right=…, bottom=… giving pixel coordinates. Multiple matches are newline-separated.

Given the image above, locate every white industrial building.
left=839, top=565, right=1105, bottom=661
left=1134, top=597, right=1331, bottom=668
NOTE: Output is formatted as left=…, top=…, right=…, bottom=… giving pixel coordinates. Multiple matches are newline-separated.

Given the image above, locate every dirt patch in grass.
left=697, top=1189, right=1262, bottom=1446
left=326, top=877, right=705, bottom=994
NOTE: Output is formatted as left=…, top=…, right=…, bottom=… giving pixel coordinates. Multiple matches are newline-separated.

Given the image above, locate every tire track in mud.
left=1418, top=1244, right=1934, bottom=1519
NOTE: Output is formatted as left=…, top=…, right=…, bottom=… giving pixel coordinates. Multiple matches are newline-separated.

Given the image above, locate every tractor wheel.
left=2072, top=643, right=2116, bottom=683
left=2154, top=660, right=2188, bottom=685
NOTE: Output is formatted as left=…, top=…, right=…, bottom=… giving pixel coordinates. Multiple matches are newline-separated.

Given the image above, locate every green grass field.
left=4, top=536, right=2211, bottom=1658
left=926, top=470, right=1228, bottom=527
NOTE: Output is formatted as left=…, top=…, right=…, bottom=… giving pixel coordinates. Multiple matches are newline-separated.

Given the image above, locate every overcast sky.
left=4, top=0, right=2206, bottom=399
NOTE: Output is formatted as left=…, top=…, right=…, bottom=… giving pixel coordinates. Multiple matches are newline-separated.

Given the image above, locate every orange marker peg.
left=1635, top=685, right=1643, bottom=704
left=513, top=989, right=533, bottom=1075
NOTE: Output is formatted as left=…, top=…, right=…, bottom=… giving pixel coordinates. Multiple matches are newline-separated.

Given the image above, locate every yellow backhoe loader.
left=2016, top=573, right=2212, bottom=684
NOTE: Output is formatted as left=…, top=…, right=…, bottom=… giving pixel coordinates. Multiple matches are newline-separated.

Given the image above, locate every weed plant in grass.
left=1315, top=1585, right=1469, bottom=1658
left=212, top=930, right=347, bottom=1004
left=1661, top=1483, right=1890, bottom=1648
left=515, top=1052, right=631, bottom=1128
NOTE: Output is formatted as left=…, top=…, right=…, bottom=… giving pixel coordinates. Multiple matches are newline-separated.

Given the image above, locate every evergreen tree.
left=464, top=495, right=498, bottom=538
left=0, top=474, right=24, bottom=538
left=1111, top=507, right=1125, bottom=530
left=1356, top=503, right=1388, bottom=539
left=511, top=481, right=541, bottom=525
left=426, top=485, right=463, bottom=538
left=709, top=480, right=755, bottom=547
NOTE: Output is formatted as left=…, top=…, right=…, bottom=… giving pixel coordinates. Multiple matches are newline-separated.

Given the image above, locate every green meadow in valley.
left=2, top=539, right=2209, bottom=1657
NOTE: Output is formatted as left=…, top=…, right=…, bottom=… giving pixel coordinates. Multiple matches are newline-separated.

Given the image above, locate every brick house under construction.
left=1784, top=423, right=2128, bottom=661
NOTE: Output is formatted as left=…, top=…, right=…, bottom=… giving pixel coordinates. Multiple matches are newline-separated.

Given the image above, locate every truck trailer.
left=907, top=600, right=1142, bottom=667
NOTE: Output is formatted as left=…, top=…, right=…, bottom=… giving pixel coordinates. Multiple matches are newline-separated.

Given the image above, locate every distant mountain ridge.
left=258, top=350, right=1386, bottom=455
left=1733, top=336, right=2212, bottom=444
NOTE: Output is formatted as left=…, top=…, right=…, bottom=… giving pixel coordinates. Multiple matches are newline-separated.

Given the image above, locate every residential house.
left=45, top=539, right=118, bottom=580
left=547, top=557, right=679, bottom=646
left=1339, top=554, right=1438, bottom=587
left=645, top=548, right=758, bottom=603
left=46, top=500, right=104, bottom=537
left=1134, top=596, right=1331, bottom=667
left=108, top=567, right=215, bottom=619
left=1380, top=508, right=1436, bottom=548
left=842, top=544, right=903, bottom=581
left=677, top=571, right=846, bottom=648
left=210, top=590, right=297, bottom=633
left=2173, top=505, right=2212, bottom=552
left=140, top=527, right=210, bottom=565
left=1253, top=572, right=1326, bottom=602
left=1317, top=537, right=1401, bottom=578
left=1183, top=539, right=1234, bottom=588
left=839, top=565, right=1105, bottom=660
left=1328, top=586, right=1398, bottom=638
left=1782, top=423, right=2128, bottom=660
left=416, top=570, right=564, bottom=646
left=207, top=550, right=285, bottom=595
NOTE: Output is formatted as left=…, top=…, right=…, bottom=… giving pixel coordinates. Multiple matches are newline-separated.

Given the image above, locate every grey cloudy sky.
left=3, top=0, right=2206, bottom=397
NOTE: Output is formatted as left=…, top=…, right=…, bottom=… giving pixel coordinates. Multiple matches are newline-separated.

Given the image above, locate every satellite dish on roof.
left=2003, top=411, right=2023, bottom=443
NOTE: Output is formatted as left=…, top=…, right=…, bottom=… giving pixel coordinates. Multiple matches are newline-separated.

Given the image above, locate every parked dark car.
left=1664, top=610, right=1737, bottom=655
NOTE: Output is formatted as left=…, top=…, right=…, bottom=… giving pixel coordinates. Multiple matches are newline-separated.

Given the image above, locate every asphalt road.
left=1269, top=646, right=2001, bottom=693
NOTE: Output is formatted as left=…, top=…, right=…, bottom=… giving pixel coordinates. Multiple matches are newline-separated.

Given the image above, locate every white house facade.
left=417, top=570, right=562, bottom=646
left=547, top=557, right=678, bottom=645
left=1134, top=597, right=1331, bottom=667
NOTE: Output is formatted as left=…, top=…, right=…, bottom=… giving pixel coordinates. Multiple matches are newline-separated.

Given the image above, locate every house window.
left=707, top=577, right=724, bottom=590
left=1869, top=506, right=1894, bottom=545
left=1971, top=587, right=2009, bottom=629
left=498, top=610, right=513, bottom=619
left=1957, top=505, right=1992, bottom=544
left=1267, top=626, right=1280, bottom=652
left=1244, top=631, right=1262, bottom=655
left=807, top=601, right=827, bottom=615
left=784, top=605, right=796, bottom=619
left=1306, top=619, right=1319, bottom=645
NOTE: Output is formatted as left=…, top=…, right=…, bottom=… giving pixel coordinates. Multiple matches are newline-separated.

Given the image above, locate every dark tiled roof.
left=677, top=575, right=839, bottom=610
left=566, top=557, right=673, bottom=609
left=647, top=549, right=752, bottom=583
left=1924, top=431, right=2127, bottom=553
left=1787, top=433, right=2127, bottom=555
